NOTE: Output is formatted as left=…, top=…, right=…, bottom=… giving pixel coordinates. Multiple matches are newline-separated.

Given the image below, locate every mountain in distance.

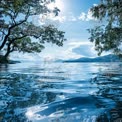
left=62, top=54, right=121, bottom=63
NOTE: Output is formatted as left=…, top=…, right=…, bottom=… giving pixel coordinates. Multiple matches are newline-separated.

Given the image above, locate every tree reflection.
left=0, top=73, right=58, bottom=121
left=0, top=64, right=8, bottom=72
left=91, top=66, right=122, bottom=121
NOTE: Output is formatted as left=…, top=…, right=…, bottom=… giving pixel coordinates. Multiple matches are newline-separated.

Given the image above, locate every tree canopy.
left=0, top=0, right=66, bottom=60
left=88, top=0, right=122, bottom=56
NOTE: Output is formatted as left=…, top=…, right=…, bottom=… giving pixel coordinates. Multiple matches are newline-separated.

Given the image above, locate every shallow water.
left=0, top=61, right=122, bottom=122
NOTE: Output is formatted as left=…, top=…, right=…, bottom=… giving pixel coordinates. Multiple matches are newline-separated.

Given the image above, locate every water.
left=0, top=61, right=122, bottom=122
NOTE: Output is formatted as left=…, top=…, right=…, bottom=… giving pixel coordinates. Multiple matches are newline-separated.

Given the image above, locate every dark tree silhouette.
left=88, top=0, right=122, bottom=56
left=0, top=0, right=66, bottom=60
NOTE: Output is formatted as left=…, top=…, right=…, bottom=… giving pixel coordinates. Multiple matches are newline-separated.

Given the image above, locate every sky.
left=12, top=0, right=106, bottom=61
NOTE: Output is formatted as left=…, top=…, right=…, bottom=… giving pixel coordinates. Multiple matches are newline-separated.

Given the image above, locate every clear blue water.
left=0, top=61, right=122, bottom=122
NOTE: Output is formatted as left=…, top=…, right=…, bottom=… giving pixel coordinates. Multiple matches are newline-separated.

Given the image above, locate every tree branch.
left=0, top=15, right=28, bottom=50
left=12, top=35, right=27, bottom=42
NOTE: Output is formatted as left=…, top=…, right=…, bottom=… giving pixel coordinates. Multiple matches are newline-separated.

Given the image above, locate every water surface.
left=0, top=61, right=122, bottom=122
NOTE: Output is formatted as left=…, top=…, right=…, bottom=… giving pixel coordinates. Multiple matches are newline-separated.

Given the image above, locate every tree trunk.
left=0, top=55, right=8, bottom=63
left=0, top=41, right=14, bottom=63
left=0, top=27, right=11, bottom=51
left=4, top=52, right=10, bottom=59
left=4, top=42, right=11, bottom=59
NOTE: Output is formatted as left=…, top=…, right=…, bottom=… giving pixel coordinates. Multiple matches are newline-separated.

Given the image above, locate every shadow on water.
left=0, top=64, right=9, bottom=72
left=0, top=62, right=122, bottom=122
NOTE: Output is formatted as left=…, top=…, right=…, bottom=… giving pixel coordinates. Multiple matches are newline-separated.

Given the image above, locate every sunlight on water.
left=0, top=61, right=122, bottom=122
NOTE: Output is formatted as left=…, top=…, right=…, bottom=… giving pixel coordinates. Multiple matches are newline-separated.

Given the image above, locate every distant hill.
left=63, top=54, right=121, bottom=63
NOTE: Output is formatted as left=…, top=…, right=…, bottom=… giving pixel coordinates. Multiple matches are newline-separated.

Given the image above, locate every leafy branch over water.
left=88, top=0, right=122, bottom=57
left=0, top=0, right=66, bottom=62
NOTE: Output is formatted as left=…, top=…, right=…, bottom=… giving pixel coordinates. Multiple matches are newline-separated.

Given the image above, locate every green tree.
left=0, top=0, right=66, bottom=60
left=88, top=0, right=122, bottom=56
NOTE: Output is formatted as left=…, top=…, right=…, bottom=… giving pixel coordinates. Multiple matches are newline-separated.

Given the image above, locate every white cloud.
left=53, top=15, right=66, bottom=23
left=68, top=41, right=97, bottom=58
left=54, top=40, right=97, bottom=60
left=62, top=46, right=82, bottom=59
left=78, top=12, right=86, bottom=21
left=47, top=0, right=64, bottom=12
left=93, top=4, right=98, bottom=7
left=79, top=10, right=97, bottom=21
left=68, top=41, right=91, bottom=46
left=39, top=12, right=77, bottom=25
left=39, top=13, right=66, bottom=25
left=57, top=49, right=81, bottom=59
left=32, top=4, right=97, bottom=25
left=38, top=9, right=97, bottom=25
left=72, top=44, right=97, bottom=57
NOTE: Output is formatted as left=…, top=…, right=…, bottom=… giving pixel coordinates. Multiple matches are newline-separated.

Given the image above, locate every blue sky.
left=12, top=0, right=104, bottom=61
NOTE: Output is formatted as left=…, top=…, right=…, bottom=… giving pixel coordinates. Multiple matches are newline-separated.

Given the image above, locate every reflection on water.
left=0, top=62, right=122, bottom=122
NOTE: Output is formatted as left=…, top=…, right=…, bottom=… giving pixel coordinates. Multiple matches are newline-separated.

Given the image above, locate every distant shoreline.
left=61, top=54, right=122, bottom=63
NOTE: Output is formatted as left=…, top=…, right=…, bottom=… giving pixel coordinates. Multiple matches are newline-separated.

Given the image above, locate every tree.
left=88, top=0, right=122, bottom=56
left=0, top=0, right=66, bottom=60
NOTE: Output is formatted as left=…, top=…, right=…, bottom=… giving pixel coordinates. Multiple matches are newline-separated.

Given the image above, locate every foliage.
left=88, top=0, right=122, bottom=56
left=0, top=0, right=66, bottom=59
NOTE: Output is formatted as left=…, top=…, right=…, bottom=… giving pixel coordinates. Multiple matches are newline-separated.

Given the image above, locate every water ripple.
left=0, top=62, right=122, bottom=122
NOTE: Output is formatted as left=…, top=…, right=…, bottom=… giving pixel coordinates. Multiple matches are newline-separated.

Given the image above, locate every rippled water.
left=0, top=61, right=122, bottom=122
